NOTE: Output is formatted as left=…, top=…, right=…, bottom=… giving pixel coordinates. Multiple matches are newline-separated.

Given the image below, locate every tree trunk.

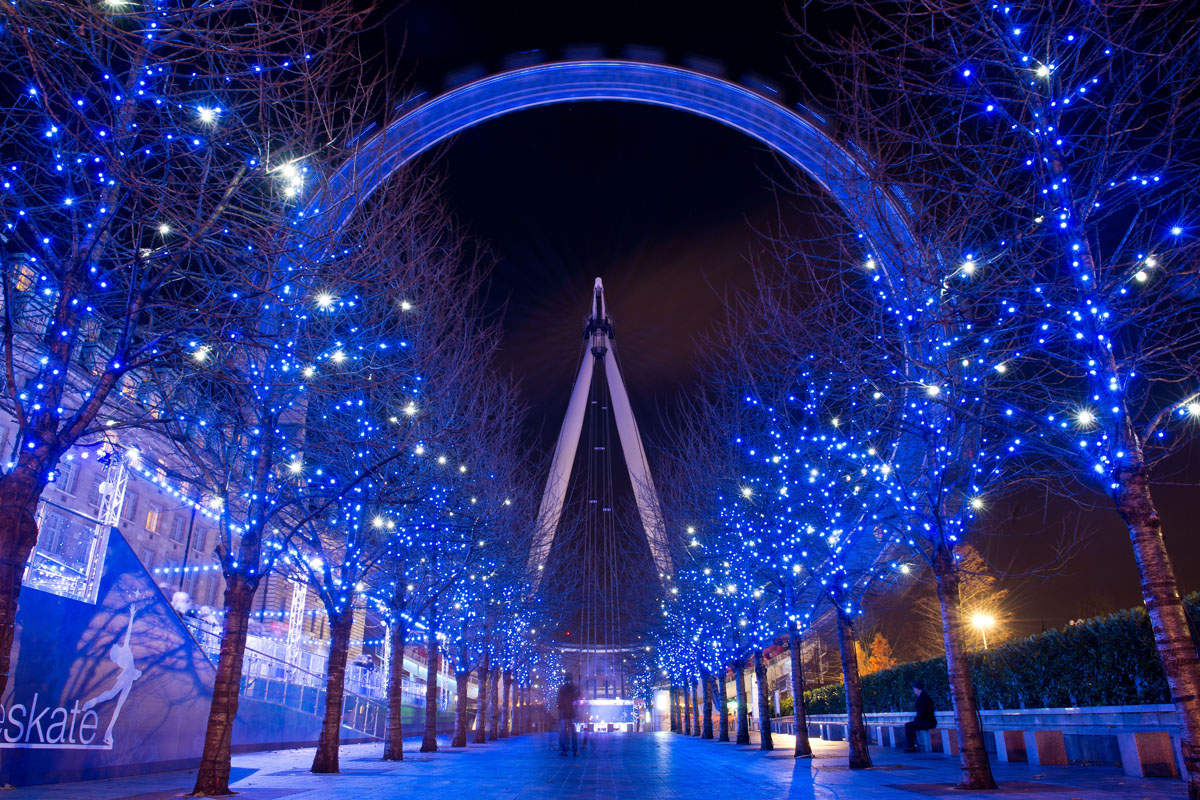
left=700, top=666, right=714, bottom=739
left=1114, top=466, right=1200, bottom=799
left=734, top=660, right=750, bottom=745
left=452, top=666, right=469, bottom=747
left=420, top=626, right=440, bottom=752
left=683, top=677, right=693, bottom=735
left=716, top=672, right=730, bottom=742
left=488, top=665, right=501, bottom=740
left=932, top=544, right=996, bottom=789
left=835, top=608, right=872, bottom=769
left=311, top=610, right=354, bottom=773
left=669, top=686, right=678, bottom=732
left=192, top=575, right=256, bottom=795
left=473, top=657, right=488, bottom=744
left=691, top=676, right=701, bottom=736
left=512, top=684, right=522, bottom=735
left=0, top=465, right=47, bottom=704
left=788, top=622, right=813, bottom=757
left=500, top=670, right=512, bottom=738
left=754, top=649, right=774, bottom=751
left=382, top=621, right=407, bottom=760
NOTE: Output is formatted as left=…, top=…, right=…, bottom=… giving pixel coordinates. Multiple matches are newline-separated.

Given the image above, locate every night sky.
left=385, top=0, right=802, bottom=451
left=382, top=0, right=1200, bottom=639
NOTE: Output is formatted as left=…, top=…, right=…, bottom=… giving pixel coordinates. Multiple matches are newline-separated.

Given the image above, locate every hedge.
left=804, top=593, right=1200, bottom=715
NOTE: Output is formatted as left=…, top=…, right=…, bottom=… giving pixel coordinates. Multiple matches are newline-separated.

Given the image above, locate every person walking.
left=903, top=679, right=937, bottom=753
left=557, top=673, right=581, bottom=756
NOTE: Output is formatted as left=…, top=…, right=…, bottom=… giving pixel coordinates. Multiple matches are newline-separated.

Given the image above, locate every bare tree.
left=371, top=359, right=529, bottom=757
left=789, top=1, right=1200, bottom=791
left=908, top=545, right=1012, bottom=657
left=0, top=0, right=372, bottom=713
left=224, top=178, right=465, bottom=773
left=734, top=231, right=1010, bottom=784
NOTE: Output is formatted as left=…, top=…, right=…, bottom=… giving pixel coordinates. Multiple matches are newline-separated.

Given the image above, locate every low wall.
left=799, top=705, right=1187, bottom=779
left=807, top=704, right=1180, bottom=733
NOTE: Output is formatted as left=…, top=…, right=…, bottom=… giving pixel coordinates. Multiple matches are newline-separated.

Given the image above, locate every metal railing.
left=239, top=667, right=388, bottom=738
left=181, top=616, right=451, bottom=738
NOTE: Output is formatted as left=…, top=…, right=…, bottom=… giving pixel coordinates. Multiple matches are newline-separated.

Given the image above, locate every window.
left=54, top=460, right=78, bottom=495
left=13, top=259, right=35, bottom=292
left=41, top=512, right=69, bottom=555
left=145, top=504, right=163, bottom=534
left=194, top=527, right=212, bottom=554
left=87, top=476, right=104, bottom=511
left=203, top=577, right=219, bottom=606
left=122, top=491, right=139, bottom=523
left=78, top=318, right=101, bottom=371
left=169, top=513, right=188, bottom=543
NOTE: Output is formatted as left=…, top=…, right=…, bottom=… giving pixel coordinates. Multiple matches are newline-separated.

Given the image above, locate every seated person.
left=903, top=679, right=937, bottom=752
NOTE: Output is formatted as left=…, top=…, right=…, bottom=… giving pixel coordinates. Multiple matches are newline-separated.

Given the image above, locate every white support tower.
left=82, top=450, right=129, bottom=601
left=528, top=278, right=672, bottom=586
left=285, top=577, right=307, bottom=677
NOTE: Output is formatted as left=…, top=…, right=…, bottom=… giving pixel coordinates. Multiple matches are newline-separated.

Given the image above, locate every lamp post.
left=970, top=613, right=996, bottom=650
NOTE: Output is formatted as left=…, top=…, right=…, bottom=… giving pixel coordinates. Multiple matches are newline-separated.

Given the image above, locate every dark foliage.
left=806, top=594, right=1199, bottom=714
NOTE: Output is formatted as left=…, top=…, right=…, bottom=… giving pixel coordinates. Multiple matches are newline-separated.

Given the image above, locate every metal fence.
left=183, top=616, right=402, bottom=737
left=239, top=666, right=389, bottom=738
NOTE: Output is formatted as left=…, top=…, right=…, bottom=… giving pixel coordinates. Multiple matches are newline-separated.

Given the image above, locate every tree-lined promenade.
left=0, top=1, right=1197, bottom=798
left=652, top=2, right=1200, bottom=797
left=0, top=0, right=551, bottom=793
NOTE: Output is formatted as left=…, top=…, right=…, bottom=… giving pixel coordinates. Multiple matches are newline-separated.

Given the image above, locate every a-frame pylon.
left=528, top=278, right=672, bottom=586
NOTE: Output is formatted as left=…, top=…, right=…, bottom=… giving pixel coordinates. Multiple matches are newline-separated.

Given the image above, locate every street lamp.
left=970, top=612, right=996, bottom=650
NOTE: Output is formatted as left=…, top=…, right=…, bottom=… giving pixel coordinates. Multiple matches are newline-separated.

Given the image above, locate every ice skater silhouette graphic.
left=82, top=606, right=142, bottom=745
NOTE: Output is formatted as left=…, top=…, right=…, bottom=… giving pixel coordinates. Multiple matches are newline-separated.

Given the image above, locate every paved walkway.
left=7, top=732, right=1187, bottom=799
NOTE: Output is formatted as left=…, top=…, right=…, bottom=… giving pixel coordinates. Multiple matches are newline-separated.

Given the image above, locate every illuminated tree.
left=138, top=150, right=485, bottom=781
left=369, top=373, right=529, bottom=758
left=0, top=0, right=370, bottom=725
left=443, top=492, right=532, bottom=748
left=788, top=1, right=1200, bottom=791
left=654, top=393, right=745, bottom=744
left=233, top=182, right=485, bottom=773
left=732, top=294, right=1020, bottom=785
left=720, top=384, right=898, bottom=769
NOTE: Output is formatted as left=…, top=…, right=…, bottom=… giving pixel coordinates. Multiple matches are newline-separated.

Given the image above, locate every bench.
left=993, top=727, right=1178, bottom=775
left=862, top=722, right=943, bottom=752
left=870, top=723, right=896, bottom=748
left=1117, top=731, right=1180, bottom=778
left=806, top=705, right=1188, bottom=782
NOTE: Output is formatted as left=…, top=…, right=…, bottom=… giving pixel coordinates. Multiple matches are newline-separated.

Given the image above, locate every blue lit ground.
left=12, top=732, right=1185, bottom=799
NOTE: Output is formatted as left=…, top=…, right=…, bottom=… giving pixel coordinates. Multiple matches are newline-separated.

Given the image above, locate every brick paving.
left=6, top=731, right=1187, bottom=800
